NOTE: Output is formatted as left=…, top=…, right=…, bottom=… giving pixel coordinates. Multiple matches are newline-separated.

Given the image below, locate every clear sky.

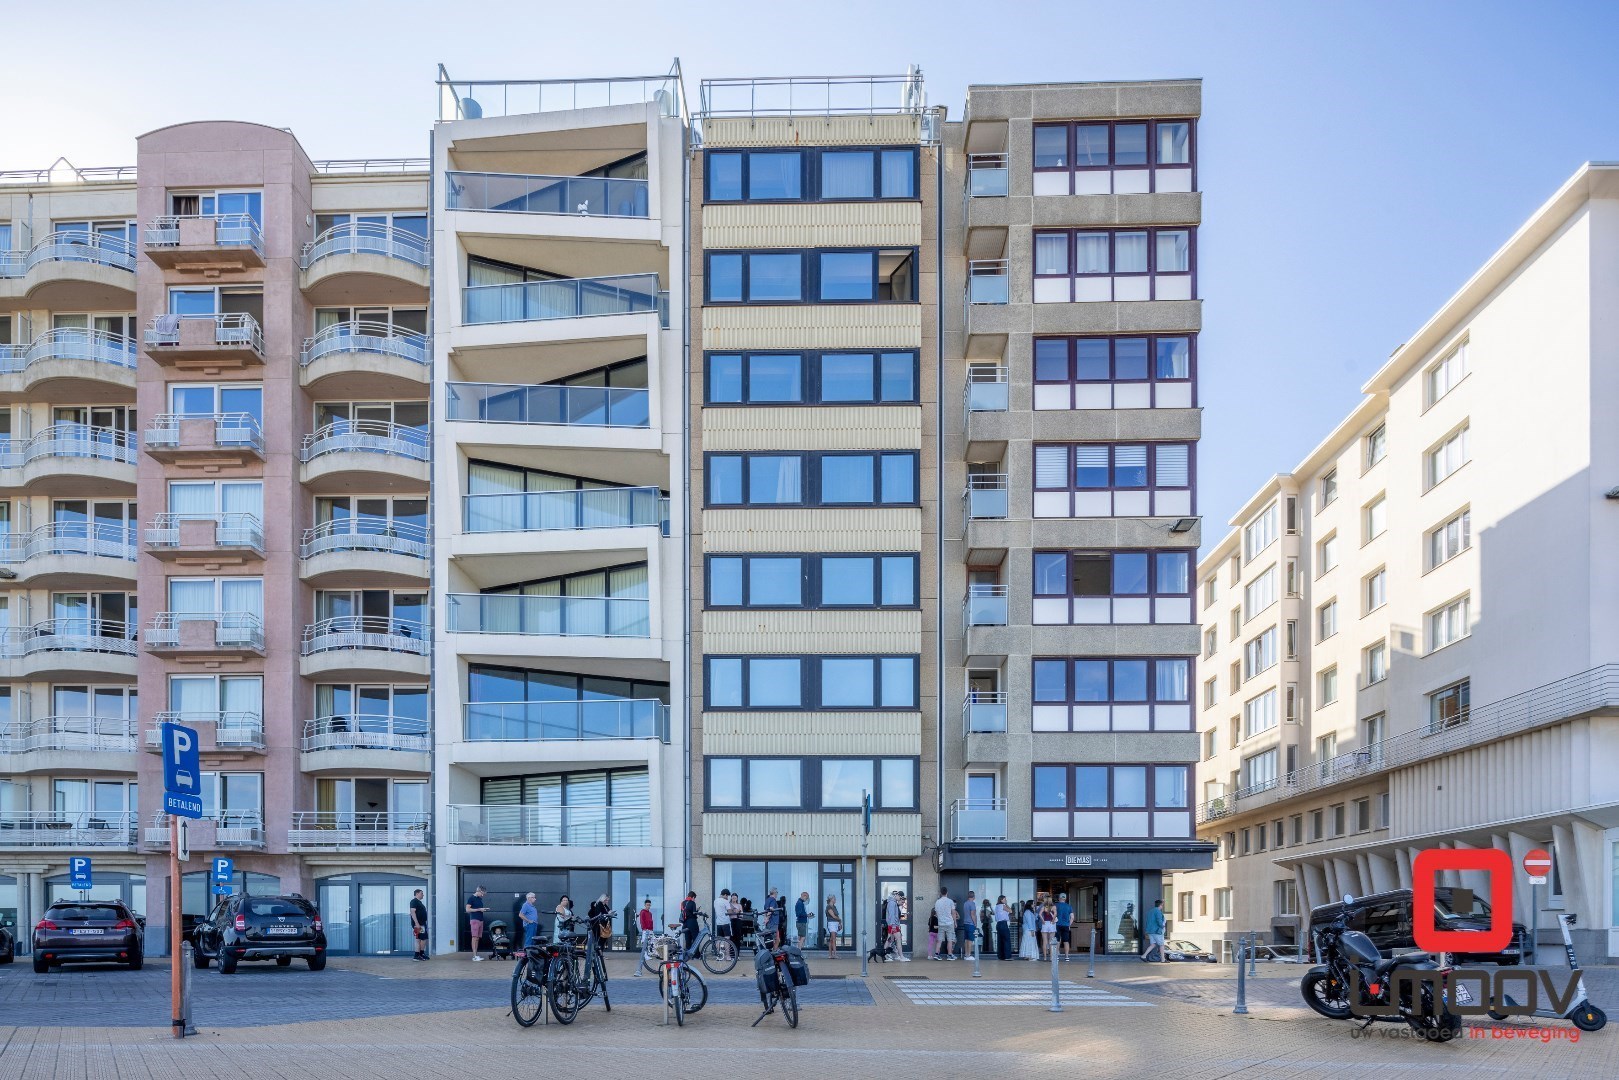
left=6, top=0, right=1616, bottom=540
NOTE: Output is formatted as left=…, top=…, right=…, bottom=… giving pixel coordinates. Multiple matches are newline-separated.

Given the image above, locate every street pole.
left=169, top=815, right=183, bottom=1039
left=1048, top=944, right=1063, bottom=1012
left=1234, top=936, right=1249, bottom=1015
left=1087, top=928, right=1096, bottom=978
left=859, top=790, right=870, bottom=979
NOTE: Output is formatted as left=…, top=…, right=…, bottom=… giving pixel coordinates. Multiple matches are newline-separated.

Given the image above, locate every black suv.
left=1308, top=887, right=1524, bottom=966
left=193, top=894, right=327, bottom=973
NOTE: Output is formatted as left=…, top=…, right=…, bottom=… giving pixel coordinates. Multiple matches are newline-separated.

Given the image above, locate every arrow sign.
left=1523, top=848, right=1552, bottom=886
left=69, top=857, right=93, bottom=891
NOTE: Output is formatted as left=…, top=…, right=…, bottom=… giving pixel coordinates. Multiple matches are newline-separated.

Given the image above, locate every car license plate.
left=1455, top=983, right=1475, bottom=1005
left=69, top=928, right=105, bottom=935
left=266, top=926, right=300, bottom=935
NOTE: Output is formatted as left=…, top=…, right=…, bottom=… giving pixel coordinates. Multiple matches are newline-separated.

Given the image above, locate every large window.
left=1244, top=503, right=1278, bottom=563
left=1032, top=228, right=1194, bottom=303
left=706, top=451, right=918, bottom=508
left=1243, top=566, right=1277, bottom=620
left=1032, top=549, right=1194, bottom=626
left=704, top=147, right=918, bottom=203
left=472, top=565, right=646, bottom=637
left=1365, top=424, right=1388, bottom=468
left=1429, top=680, right=1470, bottom=732
left=1032, top=119, right=1194, bottom=195
left=1242, top=748, right=1279, bottom=792
left=1243, top=629, right=1277, bottom=679
left=705, top=350, right=918, bottom=405
left=706, top=757, right=918, bottom=811
left=1031, top=657, right=1192, bottom=731
left=1426, top=342, right=1469, bottom=406
left=704, top=655, right=919, bottom=711
left=1031, top=764, right=1192, bottom=840
left=705, top=248, right=918, bottom=304
left=1425, top=425, right=1470, bottom=489
left=1032, top=443, right=1193, bottom=518
left=1031, top=335, right=1195, bottom=410
left=463, top=664, right=668, bottom=742
left=1243, top=689, right=1278, bottom=739
left=706, top=553, right=918, bottom=609
left=1428, top=596, right=1470, bottom=651
left=1428, top=509, right=1471, bottom=568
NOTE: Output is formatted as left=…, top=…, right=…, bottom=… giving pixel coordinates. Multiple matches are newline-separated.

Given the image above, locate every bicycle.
left=749, top=930, right=799, bottom=1028
left=548, top=913, right=612, bottom=1024
left=510, top=936, right=567, bottom=1028
left=640, top=912, right=737, bottom=975
left=656, top=939, right=708, bottom=1026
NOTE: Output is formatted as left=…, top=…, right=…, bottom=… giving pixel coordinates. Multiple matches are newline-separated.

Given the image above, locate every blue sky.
left=8, top=0, right=1617, bottom=537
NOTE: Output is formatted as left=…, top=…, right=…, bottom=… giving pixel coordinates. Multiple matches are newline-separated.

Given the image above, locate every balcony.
left=299, top=518, right=430, bottom=586
left=964, top=585, right=1008, bottom=628
left=143, top=313, right=265, bottom=370
left=299, top=616, right=429, bottom=680
left=288, top=812, right=430, bottom=851
left=0, top=426, right=136, bottom=493
left=968, top=155, right=1009, bottom=198
left=462, top=274, right=666, bottom=327
left=0, top=231, right=136, bottom=308
left=299, top=421, right=430, bottom=493
left=967, top=260, right=1010, bottom=305
left=0, top=328, right=137, bottom=399
left=143, top=413, right=264, bottom=466
left=948, top=799, right=1008, bottom=843
left=299, top=321, right=429, bottom=394
left=463, top=699, right=670, bottom=743
left=963, top=692, right=1008, bottom=734
left=299, top=223, right=429, bottom=304
left=463, top=487, right=667, bottom=536
left=446, top=593, right=649, bottom=638
left=446, top=804, right=651, bottom=847
left=144, top=214, right=265, bottom=270
left=145, top=612, right=266, bottom=658
left=0, top=619, right=137, bottom=681
left=447, top=171, right=650, bottom=218
left=446, top=381, right=650, bottom=429
left=144, top=812, right=264, bottom=851
left=143, top=712, right=265, bottom=753
left=963, top=476, right=1009, bottom=523
left=964, top=366, right=1009, bottom=414
left=0, top=811, right=137, bottom=850
left=144, top=513, right=265, bottom=564
left=0, top=522, right=137, bottom=587
left=1, top=716, right=138, bottom=762
left=301, top=715, right=430, bottom=773
left=437, top=64, right=685, bottom=121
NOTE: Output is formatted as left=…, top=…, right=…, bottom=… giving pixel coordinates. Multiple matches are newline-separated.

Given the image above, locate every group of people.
left=462, top=885, right=618, bottom=959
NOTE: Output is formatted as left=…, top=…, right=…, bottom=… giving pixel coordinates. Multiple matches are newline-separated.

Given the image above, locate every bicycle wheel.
left=548, top=960, right=580, bottom=1025
left=672, top=988, right=685, bottom=1027
left=594, top=959, right=611, bottom=1012
left=682, top=967, right=708, bottom=1014
left=510, top=958, right=545, bottom=1028
left=782, top=980, right=799, bottom=1028
left=640, top=939, right=660, bottom=975
left=701, top=935, right=738, bottom=975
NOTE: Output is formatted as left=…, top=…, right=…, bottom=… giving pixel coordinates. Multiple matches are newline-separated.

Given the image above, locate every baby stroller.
left=487, top=920, right=514, bottom=961
left=868, top=924, right=899, bottom=963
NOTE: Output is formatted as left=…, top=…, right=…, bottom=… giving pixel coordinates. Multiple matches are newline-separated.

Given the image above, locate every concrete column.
left=1321, top=860, right=1339, bottom=904
left=1394, top=847, right=1413, bottom=890
left=1301, top=861, right=1329, bottom=915
left=1354, top=854, right=1373, bottom=896
left=1555, top=819, right=1607, bottom=929
left=1367, top=852, right=1397, bottom=893
left=1332, top=857, right=1361, bottom=900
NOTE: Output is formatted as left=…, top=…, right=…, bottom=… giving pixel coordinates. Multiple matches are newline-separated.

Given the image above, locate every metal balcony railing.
left=145, top=214, right=264, bottom=255
left=968, top=154, right=1009, bottom=197
left=698, top=72, right=927, bottom=121
left=146, top=611, right=265, bottom=651
left=288, top=811, right=431, bottom=849
left=300, top=420, right=429, bottom=464
left=0, top=230, right=137, bottom=275
left=300, top=615, right=429, bottom=657
left=463, top=699, right=670, bottom=743
left=437, top=62, right=686, bottom=122
left=462, top=273, right=664, bottom=326
left=144, top=512, right=264, bottom=552
left=0, top=619, right=136, bottom=659
left=463, top=487, right=666, bottom=534
left=144, top=412, right=264, bottom=454
left=963, top=692, right=1008, bottom=734
left=143, top=312, right=265, bottom=355
left=0, top=328, right=138, bottom=374
left=446, top=171, right=650, bottom=218
left=0, top=811, right=138, bottom=848
left=967, top=259, right=1010, bottom=304
left=144, top=811, right=265, bottom=849
left=0, top=425, right=136, bottom=469
left=1196, top=665, right=1619, bottom=825
left=1, top=716, right=137, bottom=754
left=300, top=221, right=428, bottom=270
left=300, top=517, right=430, bottom=561
left=446, top=592, right=649, bottom=638
left=964, top=585, right=1009, bottom=627
left=965, top=366, right=1009, bottom=414
left=147, top=711, right=264, bottom=750
left=300, top=321, right=429, bottom=368
left=446, top=804, right=652, bottom=847
left=0, top=521, right=137, bottom=565
left=964, top=475, right=1009, bottom=520
left=948, top=799, right=1008, bottom=842
left=311, top=158, right=429, bottom=175
left=445, top=381, right=651, bottom=428
left=302, top=715, right=429, bottom=754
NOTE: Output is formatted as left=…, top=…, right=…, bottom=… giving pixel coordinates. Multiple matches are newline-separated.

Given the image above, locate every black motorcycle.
left=1301, top=900, right=1464, bottom=1041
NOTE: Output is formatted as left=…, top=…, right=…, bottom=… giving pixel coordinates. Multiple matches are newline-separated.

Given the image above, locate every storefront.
left=454, top=867, right=664, bottom=951
left=316, top=872, right=428, bottom=956
left=711, top=859, right=912, bottom=951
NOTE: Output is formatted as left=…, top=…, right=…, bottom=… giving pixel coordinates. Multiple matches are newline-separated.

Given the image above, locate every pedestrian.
left=715, top=888, right=733, bottom=948
left=465, top=884, right=491, bottom=961
left=885, top=889, right=910, bottom=961
left=994, top=895, right=1012, bottom=960
left=794, top=890, right=813, bottom=949
left=824, top=895, right=841, bottom=958
left=1143, top=899, right=1168, bottom=963
left=633, top=898, right=656, bottom=976
left=927, top=908, right=938, bottom=958
left=933, top=886, right=957, bottom=960
left=962, top=890, right=978, bottom=961
left=680, top=890, right=700, bottom=954
left=588, top=893, right=613, bottom=949
left=1040, top=900, right=1057, bottom=960
left=518, top=892, right=540, bottom=949
left=409, top=888, right=429, bottom=961
left=552, top=894, right=573, bottom=943
left=1019, top=900, right=1040, bottom=960
left=1056, top=891, right=1074, bottom=962
left=763, top=887, right=783, bottom=946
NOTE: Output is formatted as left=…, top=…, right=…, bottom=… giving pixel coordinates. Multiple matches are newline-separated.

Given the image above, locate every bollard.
left=1086, top=928, right=1097, bottom=978
left=1048, top=944, right=1063, bottom=1012
left=658, top=940, right=669, bottom=1026
left=1234, top=936, right=1249, bottom=1015
left=179, top=943, right=197, bottom=1036
left=972, top=928, right=982, bottom=978
left=1249, top=936, right=1259, bottom=977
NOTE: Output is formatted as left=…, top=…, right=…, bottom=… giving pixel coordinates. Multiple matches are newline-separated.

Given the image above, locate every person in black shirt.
left=409, top=889, right=429, bottom=961
left=679, top=890, right=700, bottom=954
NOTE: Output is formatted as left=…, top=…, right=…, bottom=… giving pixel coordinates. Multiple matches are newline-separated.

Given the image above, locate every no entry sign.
left=1523, top=848, right=1552, bottom=886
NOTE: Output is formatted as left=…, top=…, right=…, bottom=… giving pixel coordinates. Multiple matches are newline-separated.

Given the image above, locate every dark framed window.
left=705, top=553, right=919, bottom=609
left=705, top=350, right=918, bottom=405
left=1032, top=442, right=1194, bottom=518
left=1032, top=228, right=1194, bottom=303
left=1030, top=763, right=1192, bottom=840
left=706, top=756, right=919, bottom=811
left=1032, top=548, right=1195, bottom=626
left=1032, top=335, right=1195, bottom=409
left=705, top=451, right=919, bottom=508
left=704, top=655, right=919, bottom=711
left=1032, top=119, right=1195, bottom=194
left=704, top=248, right=919, bottom=304
left=704, top=147, right=919, bottom=203
left=1031, top=656, right=1193, bottom=731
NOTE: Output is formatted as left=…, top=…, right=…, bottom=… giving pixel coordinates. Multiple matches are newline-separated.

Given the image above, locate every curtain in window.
left=223, top=677, right=262, bottom=719
left=168, top=579, right=214, bottom=615
left=1157, top=123, right=1190, bottom=165
left=1113, top=445, right=1148, bottom=487
left=1034, top=234, right=1069, bottom=275
left=467, top=258, right=523, bottom=287
left=168, top=483, right=216, bottom=517
left=314, top=308, right=345, bottom=334
left=1155, top=445, right=1190, bottom=488
left=1031, top=446, right=1066, bottom=490
left=221, top=578, right=263, bottom=618
left=1073, top=233, right=1109, bottom=274
left=1073, top=446, right=1108, bottom=488
left=1115, top=232, right=1149, bottom=273
left=1156, top=660, right=1189, bottom=703
left=1156, top=230, right=1191, bottom=272
left=168, top=677, right=212, bottom=716
left=1156, top=338, right=1191, bottom=379
left=821, top=152, right=874, bottom=198
left=221, top=482, right=263, bottom=519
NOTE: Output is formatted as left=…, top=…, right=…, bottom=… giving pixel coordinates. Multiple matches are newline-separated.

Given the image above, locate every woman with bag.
left=824, top=896, right=841, bottom=958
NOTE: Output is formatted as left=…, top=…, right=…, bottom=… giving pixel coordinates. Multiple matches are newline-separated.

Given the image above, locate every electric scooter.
left=1489, top=912, right=1606, bottom=1031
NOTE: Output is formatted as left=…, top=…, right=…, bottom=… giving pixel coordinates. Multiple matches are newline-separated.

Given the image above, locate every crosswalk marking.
left=893, top=980, right=1155, bottom=1006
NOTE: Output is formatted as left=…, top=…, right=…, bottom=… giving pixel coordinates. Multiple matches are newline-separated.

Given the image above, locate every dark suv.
left=193, top=894, right=327, bottom=973
left=1308, top=887, right=1524, bottom=966
left=31, top=900, right=145, bottom=972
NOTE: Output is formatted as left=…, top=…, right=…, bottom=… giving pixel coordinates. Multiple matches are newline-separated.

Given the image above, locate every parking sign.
left=69, top=857, right=92, bottom=891
left=162, top=722, right=201, bottom=797
left=212, top=857, right=234, bottom=886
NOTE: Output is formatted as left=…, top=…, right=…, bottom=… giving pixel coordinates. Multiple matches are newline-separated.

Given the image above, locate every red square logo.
left=1412, top=848, right=1514, bottom=953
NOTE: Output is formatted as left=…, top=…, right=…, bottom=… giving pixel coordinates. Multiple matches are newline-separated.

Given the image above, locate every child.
left=928, top=909, right=939, bottom=960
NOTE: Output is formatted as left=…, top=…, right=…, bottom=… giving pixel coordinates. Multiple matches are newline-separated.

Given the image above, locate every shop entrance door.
left=820, top=863, right=854, bottom=951
left=1037, top=876, right=1105, bottom=953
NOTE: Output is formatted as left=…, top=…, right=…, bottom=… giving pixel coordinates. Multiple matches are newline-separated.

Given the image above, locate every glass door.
left=357, top=882, right=393, bottom=954
left=319, top=883, right=353, bottom=953
left=876, top=861, right=914, bottom=949
left=820, top=863, right=854, bottom=951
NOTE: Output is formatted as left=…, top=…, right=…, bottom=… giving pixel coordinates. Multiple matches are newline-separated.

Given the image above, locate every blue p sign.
left=212, top=857, right=233, bottom=886
left=69, top=857, right=93, bottom=891
left=162, top=722, right=201, bottom=798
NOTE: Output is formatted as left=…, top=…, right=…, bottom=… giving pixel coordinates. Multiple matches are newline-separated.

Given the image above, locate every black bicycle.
left=510, top=937, right=567, bottom=1028
left=750, top=931, right=799, bottom=1028
left=549, top=913, right=612, bottom=1024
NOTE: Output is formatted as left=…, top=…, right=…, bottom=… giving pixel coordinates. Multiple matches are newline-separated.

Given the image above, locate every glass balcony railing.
left=463, top=273, right=663, bottom=325
left=0, top=328, right=138, bottom=375
left=446, top=593, right=649, bottom=638
left=437, top=63, right=685, bottom=122
left=446, top=804, right=651, bottom=847
left=300, top=321, right=428, bottom=368
left=299, top=222, right=428, bottom=270
left=948, top=798, right=1008, bottom=842
left=0, top=521, right=137, bottom=565
left=965, top=585, right=1009, bottom=627
left=0, top=425, right=136, bottom=469
left=288, top=811, right=430, bottom=849
left=302, top=715, right=429, bottom=754
left=145, top=214, right=264, bottom=256
left=300, top=616, right=429, bottom=657
left=144, top=413, right=264, bottom=454
left=0, top=811, right=137, bottom=848
left=1, top=715, right=137, bottom=754
left=963, top=693, right=1008, bottom=734
left=964, top=475, right=1009, bottom=520
left=446, top=171, right=650, bottom=218
left=967, top=260, right=1010, bottom=304
left=146, top=612, right=265, bottom=652
left=446, top=381, right=650, bottom=428
left=463, top=699, right=670, bottom=743
left=145, top=512, right=264, bottom=552
left=0, top=619, right=136, bottom=659
left=463, top=487, right=666, bottom=533
left=300, top=517, right=430, bottom=561
left=968, top=155, right=1009, bottom=197
left=300, top=420, right=429, bottom=464
left=0, top=230, right=137, bottom=277
left=965, top=366, right=1009, bottom=412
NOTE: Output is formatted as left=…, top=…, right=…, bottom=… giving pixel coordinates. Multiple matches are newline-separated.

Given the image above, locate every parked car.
left=1162, top=939, right=1217, bottom=963
left=32, top=900, right=144, bottom=973
left=1307, top=887, right=1524, bottom=965
left=193, top=893, right=327, bottom=973
left=0, top=916, right=15, bottom=964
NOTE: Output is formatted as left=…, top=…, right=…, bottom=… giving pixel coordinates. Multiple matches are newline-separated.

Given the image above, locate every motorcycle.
left=1300, top=895, right=1464, bottom=1042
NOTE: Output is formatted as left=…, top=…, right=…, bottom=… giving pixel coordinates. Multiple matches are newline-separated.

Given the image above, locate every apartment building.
left=935, top=81, right=1214, bottom=954
left=429, top=69, right=689, bottom=947
left=1175, top=163, right=1619, bottom=962
left=0, top=127, right=433, bottom=954
left=686, top=73, right=941, bottom=948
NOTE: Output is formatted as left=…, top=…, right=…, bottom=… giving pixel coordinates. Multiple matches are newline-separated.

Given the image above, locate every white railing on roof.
left=311, top=158, right=429, bottom=174
left=698, top=70, right=928, bottom=121
left=437, top=61, right=686, bottom=122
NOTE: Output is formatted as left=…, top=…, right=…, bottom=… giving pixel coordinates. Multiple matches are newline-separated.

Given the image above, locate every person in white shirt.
left=715, top=887, right=733, bottom=945
left=932, top=887, right=958, bottom=960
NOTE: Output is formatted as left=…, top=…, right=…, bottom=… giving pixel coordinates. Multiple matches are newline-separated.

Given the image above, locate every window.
left=1214, top=888, right=1232, bottom=919
left=1429, top=680, right=1471, bottom=732
left=1204, top=627, right=1217, bottom=658
left=706, top=553, right=918, bottom=609
left=1275, top=879, right=1299, bottom=917
left=1244, top=629, right=1277, bottom=679
left=1203, top=729, right=1217, bottom=759
left=1378, top=792, right=1391, bottom=828
left=1243, top=689, right=1278, bottom=739
left=1031, top=549, right=1193, bottom=625
left=1031, top=119, right=1195, bottom=194
left=1290, top=815, right=1304, bottom=845
left=1310, top=809, right=1325, bottom=841
left=1426, top=342, right=1469, bottom=406
left=1032, top=227, right=1195, bottom=303
left=706, top=757, right=918, bottom=811
left=704, top=248, right=918, bottom=304
left=1230, top=662, right=1241, bottom=694
left=1330, top=803, right=1346, bottom=837
left=1318, top=533, right=1339, bottom=574
left=1244, top=566, right=1277, bottom=620
left=1428, top=596, right=1470, bottom=651
left=1030, top=764, right=1191, bottom=840
left=704, top=655, right=918, bottom=711
left=1228, top=719, right=1240, bottom=749
left=1032, top=442, right=1194, bottom=517
left=1285, top=621, right=1299, bottom=661
left=1031, top=335, right=1195, bottom=410
left=1364, top=569, right=1387, bottom=613
left=705, top=350, right=919, bottom=405
left=1230, top=608, right=1241, bottom=640
left=166, top=576, right=264, bottom=619
left=1272, top=820, right=1285, bottom=849
left=1031, top=656, right=1192, bottom=732
left=1256, top=825, right=1267, bottom=853
left=1320, top=470, right=1338, bottom=509
left=1228, top=556, right=1240, bottom=587
left=1318, top=667, right=1339, bottom=706
left=166, top=480, right=264, bottom=523
left=199, top=772, right=264, bottom=821
left=1425, top=425, right=1470, bottom=488
left=1203, top=676, right=1217, bottom=709
left=1241, top=828, right=1251, bottom=855
left=1364, top=496, right=1387, bottom=542
left=1362, top=712, right=1386, bottom=758
left=1365, top=424, right=1387, bottom=468
left=1428, top=509, right=1472, bottom=568
left=1244, top=503, right=1278, bottom=562
left=1354, top=798, right=1372, bottom=833
left=1317, top=600, right=1338, bottom=641
left=168, top=382, right=263, bottom=423
left=1286, top=558, right=1300, bottom=598
left=165, top=187, right=259, bottom=222
left=1203, top=576, right=1217, bottom=609
left=1365, top=642, right=1388, bottom=685
left=1285, top=682, right=1298, bottom=722
left=705, top=451, right=918, bottom=507
left=704, top=147, right=917, bottom=203
left=1178, top=892, right=1193, bottom=922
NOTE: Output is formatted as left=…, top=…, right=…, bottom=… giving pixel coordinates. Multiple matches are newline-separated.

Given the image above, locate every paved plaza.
left=1, top=953, right=1615, bottom=1078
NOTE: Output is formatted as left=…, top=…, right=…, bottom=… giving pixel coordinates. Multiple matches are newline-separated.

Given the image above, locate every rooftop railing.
left=462, top=273, right=664, bottom=326
left=0, top=162, right=137, bottom=184
left=145, top=611, right=264, bottom=652
left=446, top=381, right=650, bottom=428
left=1, top=716, right=137, bottom=754
left=300, top=321, right=429, bottom=368
left=300, top=420, right=429, bottom=464
left=300, top=221, right=428, bottom=270
left=698, top=72, right=927, bottom=119
left=446, top=171, right=650, bottom=218
left=302, top=715, right=429, bottom=754
left=300, top=615, right=429, bottom=657
left=948, top=798, right=1008, bottom=842
left=144, top=213, right=263, bottom=255
left=446, top=592, right=649, bottom=637
left=310, top=158, right=429, bottom=174
left=463, top=487, right=667, bottom=534
left=0, top=328, right=137, bottom=374
left=437, top=62, right=686, bottom=122
left=143, top=412, right=264, bottom=454
left=446, top=803, right=651, bottom=847
left=300, top=517, right=430, bottom=561
left=0, top=811, right=137, bottom=848
left=143, top=311, right=265, bottom=355
left=0, top=521, right=137, bottom=564
left=463, top=699, right=670, bottom=743
left=0, top=425, right=136, bottom=469
left=0, top=230, right=137, bottom=277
